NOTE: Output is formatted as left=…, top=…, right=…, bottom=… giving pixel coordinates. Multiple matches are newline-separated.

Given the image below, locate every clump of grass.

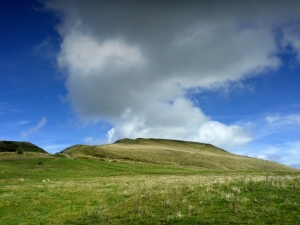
left=230, top=186, right=241, bottom=212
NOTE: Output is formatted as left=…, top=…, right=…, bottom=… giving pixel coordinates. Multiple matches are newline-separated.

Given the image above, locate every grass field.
left=1, top=139, right=299, bottom=224
left=1, top=154, right=300, bottom=224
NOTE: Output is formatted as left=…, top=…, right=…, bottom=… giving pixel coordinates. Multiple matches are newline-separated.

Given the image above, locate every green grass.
left=1, top=155, right=300, bottom=224
left=1, top=138, right=299, bottom=224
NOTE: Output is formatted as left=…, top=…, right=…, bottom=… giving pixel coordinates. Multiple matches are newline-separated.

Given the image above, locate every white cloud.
left=253, top=142, right=300, bottom=167
left=282, top=22, right=300, bottom=61
left=262, top=114, right=300, bottom=138
left=7, top=120, right=30, bottom=127
left=17, top=121, right=30, bottom=125
left=21, top=117, right=47, bottom=138
left=266, top=114, right=300, bottom=124
left=45, top=1, right=300, bottom=150
left=107, top=98, right=252, bottom=150
left=84, top=136, right=93, bottom=143
left=58, top=33, right=145, bottom=76
left=233, top=113, right=300, bottom=167
left=195, top=121, right=252, bottom=150
left=107, top=97, right=210, bottom=142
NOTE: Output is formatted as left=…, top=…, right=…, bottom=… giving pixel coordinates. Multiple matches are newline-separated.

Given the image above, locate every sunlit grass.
left=0, top=138, right=299, bottom=224
left=64, top=138, right=297, bottom=171
left=1, top=169, right=300, bottom=224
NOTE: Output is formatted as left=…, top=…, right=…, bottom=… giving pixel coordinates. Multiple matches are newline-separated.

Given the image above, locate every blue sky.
left=1, top=0, right=300, bottom=168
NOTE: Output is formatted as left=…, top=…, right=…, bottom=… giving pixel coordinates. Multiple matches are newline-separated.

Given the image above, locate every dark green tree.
left=16, top=146, right=24, bottom=154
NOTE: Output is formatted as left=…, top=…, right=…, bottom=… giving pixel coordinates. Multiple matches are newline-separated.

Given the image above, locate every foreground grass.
left=0, top=156, right=299, bottom=224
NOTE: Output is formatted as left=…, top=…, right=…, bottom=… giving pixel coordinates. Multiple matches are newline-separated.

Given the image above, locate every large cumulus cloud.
left=45, top=0, right=300, bottom=150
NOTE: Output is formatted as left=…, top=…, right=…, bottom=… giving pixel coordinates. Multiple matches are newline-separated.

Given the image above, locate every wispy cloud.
left=233, top=113, right=300, bottom=167
left=17, top=121, right=30, bottom=125
left=84, top=136, right=105, bottom=145
left=10, top=120, right=30, bottom=127
left=84, top=137, right=93, bottom=143
left=21, top=117, right=48, bottom=138
left=242, top=114, right=300, bottom=142
left=33, top=37, right=58, bottom=62
left=253, top=142, right=300, bottom=168
left=265, top=114, right=300, bottom=126
left=0, top=102, right=20, bottom=114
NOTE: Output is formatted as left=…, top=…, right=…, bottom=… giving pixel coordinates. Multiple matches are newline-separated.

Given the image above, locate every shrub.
left=16, top=146, right=24, bottom=154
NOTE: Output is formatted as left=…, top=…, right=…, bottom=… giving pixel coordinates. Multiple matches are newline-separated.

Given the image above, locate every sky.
left=1, top=0, right=300, bottom=168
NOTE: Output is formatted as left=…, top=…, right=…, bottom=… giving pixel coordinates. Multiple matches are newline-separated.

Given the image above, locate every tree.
left=16, top=146, right=24, bottom=154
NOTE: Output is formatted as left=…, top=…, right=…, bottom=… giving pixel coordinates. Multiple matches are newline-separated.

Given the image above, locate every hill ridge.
left=61, top=138, right=298, bottom=172
left=115, top=138, right=221, bottom=148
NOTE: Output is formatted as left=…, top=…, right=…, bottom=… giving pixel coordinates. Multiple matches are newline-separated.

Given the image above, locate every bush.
left=16, top=147, right=24, bottom=154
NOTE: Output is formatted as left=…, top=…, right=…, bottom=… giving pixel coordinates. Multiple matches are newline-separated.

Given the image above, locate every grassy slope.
left=1, top=139, right=300, bottom=224
left=0, top=140, right=47, bottom=153
left=0, top=154, right=299, bottom=224
left=61, top=138, right=297, bottom=172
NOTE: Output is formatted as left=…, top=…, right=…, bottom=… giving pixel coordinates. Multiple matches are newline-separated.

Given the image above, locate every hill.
left=1, top=138, right=300, bottom=224
left=61, top=138, right=297, bottom=171
left=0, top=140, right=47, bottom=153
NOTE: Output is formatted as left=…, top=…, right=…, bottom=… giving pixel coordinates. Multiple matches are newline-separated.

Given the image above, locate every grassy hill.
left=0, top=140, right=50, bottom=161
left=0, top=140, right=47, bottom=153
left=1, top=138, right=300, bottom=224
left=60, top=138, right=297, bottom=172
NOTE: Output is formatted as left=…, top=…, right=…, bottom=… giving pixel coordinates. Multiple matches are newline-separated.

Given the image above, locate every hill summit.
left=61, top=138, right=297, bottom=171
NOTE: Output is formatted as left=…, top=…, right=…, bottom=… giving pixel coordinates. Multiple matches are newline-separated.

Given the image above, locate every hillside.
left=1, top=138, right=300, bottom=224
left=61, top=138, right=297, bottom=171
left=0, top=140, right=47, bottom=153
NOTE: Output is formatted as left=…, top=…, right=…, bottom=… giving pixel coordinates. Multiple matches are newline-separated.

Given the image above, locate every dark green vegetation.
left=0, top=140, right=47, bottom=153
left=0, top=139, right=299, bottom=224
